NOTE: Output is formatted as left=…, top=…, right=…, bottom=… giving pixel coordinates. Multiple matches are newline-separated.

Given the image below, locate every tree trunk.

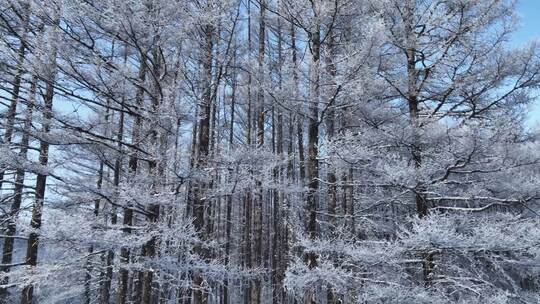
left=290, top=25, right=305, bottom=186
left=325, top=31, right=337, bottom=235
left=100, top=250, right=114, bottom=304
left=0, top=77, right=35, bottom=296
left=324, top=29, right=339, bottom=304
left=0, top=4, right=30, bottom=192
left=251, top=2, right=265, bottom=303
left=20, top=51, right=56, bottom=304
left=272, top=7, right=285, bottom=302
left=117, top=51, right=145, bottom=304
left=306, top=17, right=321, bottom=266
left=304, top=8, right=321, bottom=304
left=87, top=159, right=104, bottom=304
left=223, top=58, right=237, bottom=304
left=141, top=43, right=165, bottom=304
left=404, top=0, right=432, bottom=285
left=192, top=23, right=214, bottom=304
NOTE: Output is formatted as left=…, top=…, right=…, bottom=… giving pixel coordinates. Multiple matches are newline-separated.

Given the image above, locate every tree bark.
left=404, top=0, right=432, bottom=285
left=251, top=2, right=266, bottom=303
left=306, top=14, right=321, bottom=266
left=192, top=23, right=214, bottom=304
left=0, top=4, right=30, bottom=192
left=325, top=30, right=337, bottom=235
left=140, top=42, right=164, bottom=304
left=304, top=6, right=322, bottom=303
left=0, top=77, right=35, bottom=297
left=20, top=48, right=56, bottom=304
left=272, top=6, right=285, bottom=301
left=117, top=51, right=145, bottom=304
left=223, top=56, right=237, bottom=304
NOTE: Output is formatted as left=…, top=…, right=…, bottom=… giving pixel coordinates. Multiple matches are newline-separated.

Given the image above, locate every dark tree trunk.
left=21, top=60, right=56, bottom=304
left=0, top=77, right=35, bottom=296
left=306, top=20, right=321, bottom=267
left=0, top=4, right=30, bottom=192
left=251, top=2, right=266, bottom=303
left=117, top=52, right=145, bottom=304
left=192, top=23, right=214, bottom=304
left=325, top=31, right=337, bottom=235
left=404, top=0, right=432, bottom=285
left=272, top=7, right=285, bottom=302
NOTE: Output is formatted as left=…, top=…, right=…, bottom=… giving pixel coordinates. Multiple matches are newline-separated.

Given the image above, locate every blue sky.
left=515, top=0, right=540, bottom=126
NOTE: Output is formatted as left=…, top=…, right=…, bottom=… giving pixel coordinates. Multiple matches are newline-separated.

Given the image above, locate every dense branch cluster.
left=0, top=0, right=539, bottom=303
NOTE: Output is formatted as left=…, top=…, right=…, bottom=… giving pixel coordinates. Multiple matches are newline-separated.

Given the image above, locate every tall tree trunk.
left=306, top=16, right=321, bottom=265
left=283, top=26, right=300, bottom=304
left=100, top=250, right=114, bottom=304
left=404, top=0, right=432, bottom=285
left=141, top=44, right=164, bottom=304
left=243, top=2, right=253, bottom=303
left=88, top=158, right=104, bottom=304
left=290, top=25, right=305, bottom=186
left=251, top=2, right=265, bottom=303
left=324, top=29, right=338, bottom=303
left=0, top=4, right=30, bottom=192
left=20, top=45, right=57, bottom=304
left=272, top=6, right=284, bottom=302
left=117, top=52, right=145, bottom=304
left=305, top=8, right=321, bottom=304
left=96, top=101, right=115, bottom=304
left=325, top=30, right=337, bottom=234
left=193, top=23, right=214, bottom=304
left=0, top=77, right=35, bottom=297
left=223, top=59, right=237, bottom=304
left=228, top=57, right=237, bottom=150
left=246, top=0, right=253, bottom=147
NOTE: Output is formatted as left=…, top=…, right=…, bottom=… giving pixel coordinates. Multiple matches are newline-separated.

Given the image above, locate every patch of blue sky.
left=515, top=0, right=540, bottom=127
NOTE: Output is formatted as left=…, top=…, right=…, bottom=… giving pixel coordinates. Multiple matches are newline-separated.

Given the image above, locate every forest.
left=0, top=0, right=540, bottom=303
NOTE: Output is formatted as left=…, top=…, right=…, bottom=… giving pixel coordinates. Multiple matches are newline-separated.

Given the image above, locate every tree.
left=0, top=0, right=539, bottom=303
